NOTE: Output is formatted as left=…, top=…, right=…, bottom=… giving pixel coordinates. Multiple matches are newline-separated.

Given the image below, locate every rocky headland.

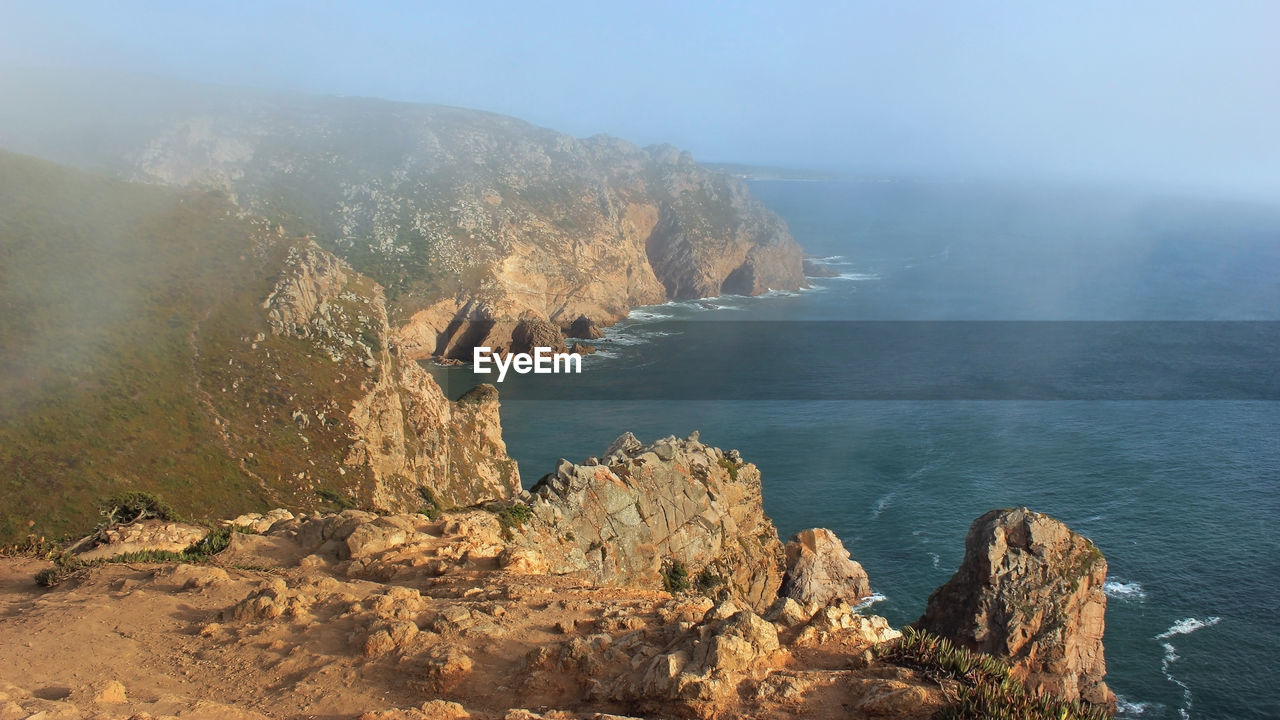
left=4, top=433, right=1115, bottom=719
left=1, top=75, right=1115, bottom=719
left=0, top=71, right=808, bottom=360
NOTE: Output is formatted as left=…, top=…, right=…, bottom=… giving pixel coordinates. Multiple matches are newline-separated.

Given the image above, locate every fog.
left=2, top=1, right=1279, bottom=198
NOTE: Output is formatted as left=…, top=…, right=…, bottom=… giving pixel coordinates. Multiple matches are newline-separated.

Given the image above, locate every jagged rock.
left=780, top=528, right=872, bottom=609
left=509, top=434, right=785, bottom=611
left=510, top=312, right=567, bottom=354
left=566, top=315, right=604, bottom=340
left=765, top=597, right=810, bottom=628
left=801, top=258, right=841, bottom=278
left=794, top=599, right=901, bottom=647
left=915, top=507, right=1115, bottom=708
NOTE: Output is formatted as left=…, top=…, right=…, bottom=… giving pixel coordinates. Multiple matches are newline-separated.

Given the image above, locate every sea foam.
left=1155, top=616, right=1222, bottom=720
left=1104, top=580, right=1147, bottom=600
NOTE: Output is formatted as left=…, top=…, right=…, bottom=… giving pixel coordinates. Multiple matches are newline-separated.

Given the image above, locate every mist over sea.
left=433, top=179, right=1280, bottom=719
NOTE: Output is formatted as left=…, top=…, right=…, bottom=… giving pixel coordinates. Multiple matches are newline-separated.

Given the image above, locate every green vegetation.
left=877, top=627, right=1113, bottom=720
left=716, top=456, right=740, bottom=482
left=98, top=491, right=178, bottom=526
left=417, top=486, right=448, bottom=521
left=0, top=151, right=397, bottom=544
left=316, top=488, right=357, bottom=511
left=695, top=566, right=726, bottom=592
left=494, top=503, right=533, bottom=539
left=662, top=559, right=691, bottom=593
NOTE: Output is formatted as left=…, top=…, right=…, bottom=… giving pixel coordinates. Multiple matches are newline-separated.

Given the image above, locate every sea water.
left=432, top=179, right=1280, bottom=719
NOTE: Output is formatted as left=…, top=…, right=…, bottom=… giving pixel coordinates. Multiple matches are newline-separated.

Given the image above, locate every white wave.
left=625, top=309, right=672, bottom=321
left=748, top=288, right=800, bottom=299
left=870, top=492, right=895, bottom=520
left=1114, top=695, right=1160, bottom=717
left=928, top=552, right=941, bottom=570
left=1155, top=616, right=1221, bottom=640
left=851, top=592, right=887, bottom=611
left=1104, top=580, right=1147, bottom=600
left=833, top=271, right=882, bottom=281
left=1156, top=616, right=1222, bottom=720
left=597, top=333, right=650, bottom=347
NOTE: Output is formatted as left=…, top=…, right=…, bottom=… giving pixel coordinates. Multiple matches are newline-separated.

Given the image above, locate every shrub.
left=716, top=456, right=740, bottom=482
left=695, top=566, right=726, bottom=592
left=662, top=559, right=691, bottom=593
left=97, top=491, right=178, bottom=526
left=494, top=503, right=533, bottom=539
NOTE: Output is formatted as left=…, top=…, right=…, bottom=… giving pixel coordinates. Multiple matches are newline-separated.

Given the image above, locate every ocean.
left=431, top=179, right=1280, bottom=719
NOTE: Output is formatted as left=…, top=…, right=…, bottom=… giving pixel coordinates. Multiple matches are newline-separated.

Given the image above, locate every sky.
left=2, top=1, right=1279, bottom=197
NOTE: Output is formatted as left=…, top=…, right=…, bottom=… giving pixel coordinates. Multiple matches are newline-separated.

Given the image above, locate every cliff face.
left=262, top=241, right=519, bottom=510
left=0, top=151, right=516, bottom=543
left=0, top=73, right=807, bottom=360
left=915, top=507, right=1114, bottom=708
left=137, top=116, right=807, bottom=360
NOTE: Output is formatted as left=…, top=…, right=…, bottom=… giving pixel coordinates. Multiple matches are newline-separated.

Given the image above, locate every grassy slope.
left=0, top=151, right=280, bottom=542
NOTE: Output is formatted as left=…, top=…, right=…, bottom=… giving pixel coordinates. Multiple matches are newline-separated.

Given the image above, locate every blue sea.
left=434, top=179, right=1280, bottom=719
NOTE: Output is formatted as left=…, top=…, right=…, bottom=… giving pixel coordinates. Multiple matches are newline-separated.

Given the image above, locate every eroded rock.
left=915, top=507, right=1114, bottom=708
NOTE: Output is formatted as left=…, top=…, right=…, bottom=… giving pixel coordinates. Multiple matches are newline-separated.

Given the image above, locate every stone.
left=511, top=434, right=785, bottom=612
left=93, top=680, right=127, bottom=704
left=915, top=507, right=1115, bottom=708
left=780, top=528, right=871, bottom=608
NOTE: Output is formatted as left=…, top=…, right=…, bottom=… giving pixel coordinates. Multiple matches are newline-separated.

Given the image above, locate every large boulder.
left=506, top=433, right=786, bottom=612
left=779, top=528, right=871, bottom=609
left=915, top=507, right=1114, bottom=708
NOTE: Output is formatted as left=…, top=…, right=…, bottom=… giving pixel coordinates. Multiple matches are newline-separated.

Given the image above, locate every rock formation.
left=780, top=528, right=872, bottom=609
left=505, top=433, right=786, bottom=612
left=915, top=507, right=1114, bottom=708
left=261, top=239, right=520, bottom=510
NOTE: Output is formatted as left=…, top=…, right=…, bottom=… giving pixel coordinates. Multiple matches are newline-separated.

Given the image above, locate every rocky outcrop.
left=915, top=507, right=1114, bottom=708
left=263, top=241, right=353, bottom=337
left=567, top=315, right=604, bottom=340
left=504, top=433, right=786, bottom=612
left=264, top=241, right=520, bottom=509
left=780, top=528, right=872, bottom=609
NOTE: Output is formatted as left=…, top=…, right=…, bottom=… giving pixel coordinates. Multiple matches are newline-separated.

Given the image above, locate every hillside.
left=0, top=70, right=807, bottom=358
left=0, top=151, right=516, bottom=544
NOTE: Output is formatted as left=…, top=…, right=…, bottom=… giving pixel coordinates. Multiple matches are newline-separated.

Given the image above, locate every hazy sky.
left=3, top=1, right=1278, bottom=196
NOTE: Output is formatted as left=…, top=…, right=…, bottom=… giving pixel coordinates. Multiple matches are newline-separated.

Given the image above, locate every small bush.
left=495, top=503, right=533, bottom=539
left=716, top=456, right=740, bottom=482
left=695, top=566, right=726, bottom=592
left=662, top=559, right=691, bottom=593
left=98, top=491, right=178, bottom=526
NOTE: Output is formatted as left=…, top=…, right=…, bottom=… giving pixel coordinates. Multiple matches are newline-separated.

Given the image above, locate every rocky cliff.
left=915, top=507, right=1115, bottom=709
left=0, top=72, right=808, bottom=360
left=260, top=240, right=520, bottom=510
left=0, top=151, right=516, bottom=542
